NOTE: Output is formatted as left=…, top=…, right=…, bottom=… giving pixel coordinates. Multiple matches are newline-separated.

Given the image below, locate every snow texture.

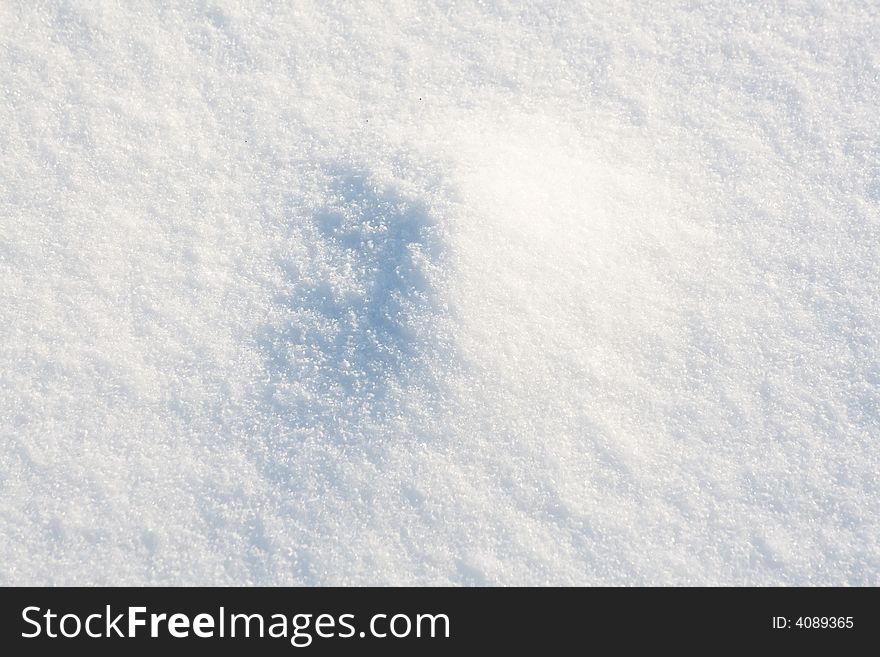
left=1, top=1, right=879, bottom=585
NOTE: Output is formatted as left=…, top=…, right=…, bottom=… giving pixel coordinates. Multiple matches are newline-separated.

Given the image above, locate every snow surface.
left=1, top=1, right=879, bottom=585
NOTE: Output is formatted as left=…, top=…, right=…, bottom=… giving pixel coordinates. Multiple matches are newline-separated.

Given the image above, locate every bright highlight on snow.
left=1, top=1, right=878, bottom=585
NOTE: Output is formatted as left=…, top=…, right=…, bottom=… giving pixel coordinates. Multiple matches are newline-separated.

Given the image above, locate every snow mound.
left=1, top=1, right=878, bottom=584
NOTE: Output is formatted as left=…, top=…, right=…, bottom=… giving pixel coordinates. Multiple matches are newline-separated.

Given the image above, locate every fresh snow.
left=1, top=1, right=879, bottom=585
